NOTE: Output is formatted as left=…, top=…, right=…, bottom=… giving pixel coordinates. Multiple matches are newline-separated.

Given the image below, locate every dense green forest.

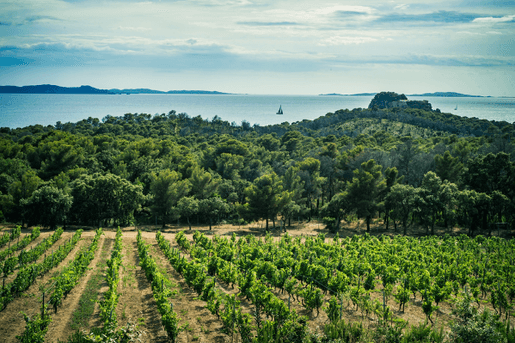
left=1, top=92, right=514, bottom=234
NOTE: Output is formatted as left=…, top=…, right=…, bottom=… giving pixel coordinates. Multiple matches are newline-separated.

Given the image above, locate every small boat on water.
left=455, top=105, right=458, bottom=110
left=276, top=105, right=283, bottom=115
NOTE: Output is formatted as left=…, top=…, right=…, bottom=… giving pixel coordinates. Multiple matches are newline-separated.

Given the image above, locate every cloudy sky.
left=0, top=0, right=514, bottom=95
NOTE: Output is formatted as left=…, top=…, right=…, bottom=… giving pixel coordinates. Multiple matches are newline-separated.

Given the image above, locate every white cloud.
left=265, top=5, right=375, bottom=25
left=1, top=0, right=514, bottom=96
left=314, top=5, right=374, bottom=15
left=394, top=4, right=409, bottom=10
left=473, top=14, right=515, bottom=23
left=319, top=36, right=378, bottom=46
left=117, top=26, right=152, bottom=32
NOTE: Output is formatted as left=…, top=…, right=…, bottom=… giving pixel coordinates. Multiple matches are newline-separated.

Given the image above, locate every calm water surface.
left=0, top=94, right=514, bottom=129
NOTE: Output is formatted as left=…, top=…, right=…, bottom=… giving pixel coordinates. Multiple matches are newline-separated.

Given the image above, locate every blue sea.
left=0, top=93, right=514, bottom=129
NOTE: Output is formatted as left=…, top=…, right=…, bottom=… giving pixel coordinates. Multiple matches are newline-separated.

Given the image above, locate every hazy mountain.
left=0, top=84, right=111, bottom=94
left=0, top=84, right=231, bottom=95
left=407, top=92, right=487, bottom=97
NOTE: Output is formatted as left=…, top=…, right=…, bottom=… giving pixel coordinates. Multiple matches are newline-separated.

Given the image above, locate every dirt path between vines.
left=45, top=234, right=107, bottom=342
left=142, top=230, right=231, bottom=343
left=114, top=232, right=168, bottom=342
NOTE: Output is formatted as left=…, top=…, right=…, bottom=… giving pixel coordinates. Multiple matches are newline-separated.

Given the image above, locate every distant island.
left=109, top=88, right=230, bottom=95
left=319, top=93, right=377, bottom=96
left=408, top=92, right=488, bottom=97
left=0, top=85, right=111, bottom=94
left=320, top=91, right=488, bottom=97
left=0, top=84, right=230, bottom=95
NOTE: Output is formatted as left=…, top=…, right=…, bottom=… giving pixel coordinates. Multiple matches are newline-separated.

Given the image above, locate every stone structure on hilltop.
left=369, top=92, right=432, bottom=111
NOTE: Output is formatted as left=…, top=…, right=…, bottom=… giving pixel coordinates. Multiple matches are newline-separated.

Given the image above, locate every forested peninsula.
left=0, top=92, right=514, bottom=235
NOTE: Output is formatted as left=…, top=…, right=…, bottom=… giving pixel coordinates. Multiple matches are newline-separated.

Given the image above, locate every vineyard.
left=0, top=224, right=514, bottom=343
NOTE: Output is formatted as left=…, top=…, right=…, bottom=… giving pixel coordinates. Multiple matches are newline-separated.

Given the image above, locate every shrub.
left=449, top=295, right=506, bottom=343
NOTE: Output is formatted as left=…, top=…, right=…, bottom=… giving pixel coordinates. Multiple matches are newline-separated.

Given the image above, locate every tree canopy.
left=1, top=92, right=514, bottom=234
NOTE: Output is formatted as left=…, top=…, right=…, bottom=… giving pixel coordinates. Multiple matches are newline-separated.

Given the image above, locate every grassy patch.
left=69, top=246, right=109, bottom=330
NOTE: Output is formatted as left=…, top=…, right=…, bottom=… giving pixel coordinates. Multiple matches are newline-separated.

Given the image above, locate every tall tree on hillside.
left=465, top=152, right=514, bottom=195
left=382, top=167, right=403, bottom=230
left=199, top=196, right=230, bottom=230
left=435, top=151, right=463, bottom=184
left=420, top=171, right=443, bottom=235
left=178, top=196, right=199, bottom=230
left=281, top=201, right=302, bottom=229
left=281, top=130, right=304, bottom=153
left=71, top=172, right=145, bottom=226
left=189, top=165, right=219, bottom=200
left=385, top=183, right=416, bottom=235
left=320, top=191, right=349, bottom=232
left=22, top=184, right=73, bottom=229
left=215, top=153, right=244, bottom=180
left=150, top=170, right=191, bottom=227
left=346, top=159, right=386, bottom=232
left=296, top=157, right=322, bottom=220
left=394, top=139, right=420, bottom=186
left=319, top=154, right=341, bottom=206
left=239, top=172, right=290, bottom=231
left=6, top=170, right=41, bottom=224
left=457, top=190, right=491, bottom=235
left=283, top=166, right=304, bottom=203
left=439, top=180, right=459, bottom=229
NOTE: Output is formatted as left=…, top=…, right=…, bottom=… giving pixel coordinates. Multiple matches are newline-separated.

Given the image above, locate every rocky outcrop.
left=368, top=92, right=432, bottom=111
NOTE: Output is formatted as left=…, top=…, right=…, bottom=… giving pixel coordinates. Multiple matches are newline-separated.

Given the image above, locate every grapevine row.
left=137, top=230, right=182, bottom=343
left=98, top=227, right=123, bottom=330
left=192, top=231, right=327, bottom=316
left=158, top=231, right=257, bottom=340
left=203, top=231, right=515, bottom=323
left=163, top=230, right=311, bottom=341
left=0, top=229, right=83, bottom=310
left=16, top=228, right=103, bottom=343
left=0, top=226, right=21, bottom=248
left=0, top=227, right=41, bottom=262
left=49, top=228, right=103, bottom=314
left=1, top=227, right=64, bottom=276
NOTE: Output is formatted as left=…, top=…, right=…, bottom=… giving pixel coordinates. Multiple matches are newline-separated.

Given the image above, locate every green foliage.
left=150, top=169, right=190, bottom=227
left=16, top=307, right=52, bottom=343
left=322, top=319, right=366, bottom=342
left=240, top=172, right=290, bottom=230
left=22, top=185, right=72, bottom=229
left=1, top=93, right=515, bottom=232
left=67, top=321, right=143, bottom=343
left=450, top=295, right=507, bottom=343
left=49, top=229, right=102, bottom=315
left=138, top=231, right=182, bottom=342
left=301, top=286, right=324, bottom=316
left=5, top=169, right=41, bottom=222
left=402, top=321, right=445, bottom=343
left=71, top=173, right=144, bottom=226
left=199, top=196, right=230, bottom=230
left=345, top=159, right=386, bottom=231
left=434, top=150, right=463, bottom=184
left=325, top=295, right=342, bottom=323
left=177, top=196, right=199, bottom=230
left=386, top=183, right=416, bottom=234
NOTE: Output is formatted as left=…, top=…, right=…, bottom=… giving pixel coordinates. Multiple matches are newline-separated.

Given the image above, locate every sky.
left=0, top=0, right=514, bottom=96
